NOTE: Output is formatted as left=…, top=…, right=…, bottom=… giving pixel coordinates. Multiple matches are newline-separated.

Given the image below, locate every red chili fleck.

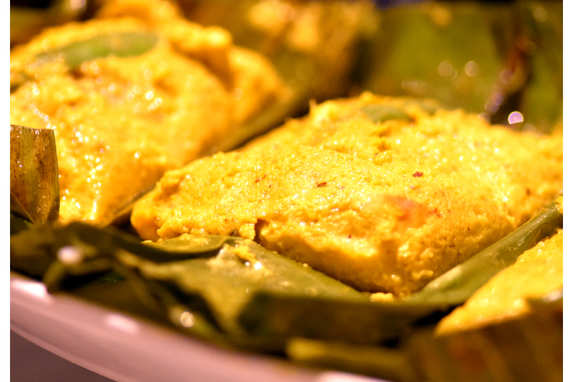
left=413, top=171, right=424, bottom=177
left=317, top=182, right=327, bottom=187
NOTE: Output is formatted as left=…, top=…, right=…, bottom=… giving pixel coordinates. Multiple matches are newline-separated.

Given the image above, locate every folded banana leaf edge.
left=10, top=197, right=562, bottom=346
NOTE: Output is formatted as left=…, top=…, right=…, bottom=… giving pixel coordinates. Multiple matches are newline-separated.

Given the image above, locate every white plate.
left=11, top=273, right=385, bottom=382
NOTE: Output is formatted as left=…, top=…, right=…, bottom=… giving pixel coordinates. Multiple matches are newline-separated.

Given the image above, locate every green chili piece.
left=35, top=32, right=159, bottom=70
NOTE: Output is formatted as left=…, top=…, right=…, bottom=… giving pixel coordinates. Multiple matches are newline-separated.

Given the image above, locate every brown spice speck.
left=316, top=181, right=327, bottom=187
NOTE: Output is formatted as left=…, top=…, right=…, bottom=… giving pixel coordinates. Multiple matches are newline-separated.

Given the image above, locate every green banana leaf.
left=10, top=198, right=561, bottom=349
left=114, top=238, right=365, bottom=338
left=10, top=223, right=231, bottom=343
left=10, top=125, right=59, bottom=224
left=286, top=291, right=562, bottom=382
left=11, top=223, right=363, bottom=347
left=10, top=213, right=31, bottom=236
left=239, top=293, right=439, bottom=345
left=359, top=3, right=505, bottom=114
left=358, top=1, right=562, bottom=132
left=10, top=223, right=230, bottom=279
left=286, top=338, right=413, bottom=382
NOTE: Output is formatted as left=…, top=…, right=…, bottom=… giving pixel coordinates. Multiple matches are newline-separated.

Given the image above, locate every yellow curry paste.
left=132, top=93, right=562, bottom=295
left=10, top=7, right=287, bottom=224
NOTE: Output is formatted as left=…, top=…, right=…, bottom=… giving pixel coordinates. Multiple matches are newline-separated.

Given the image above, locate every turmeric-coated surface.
left=10, top=2, right=287, bottom=225
left=437, top=229, right=563, bottom=334
left=132, top=93, right=562, bottom=295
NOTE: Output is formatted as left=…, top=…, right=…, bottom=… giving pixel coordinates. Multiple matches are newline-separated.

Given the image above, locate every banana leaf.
left=286, top=291, right=562, bottom=382
left=10, top=198, right=562, bottom=349
left=286, top=338, right=413, bottom=382
left=10, top=220, right=431, bottom=345
left=358, top=3, right=506, bottom=114
left=10, top=223, right=231, bottom=343
left=358, top=1, right=562, bottom=132
left=114, top=239, right=365, bottom=338
left=106, top=264, right=226, bottom=344
left=407, top=291, right=562, bottom=382
left=10, top=213, right=31, bottom=236
left=10, top=125, right=59, bottom=224
left=10, top=223, right=230, bottom=279
left=11, top=223, right=363, bottom=347
left=239, top=293, right=441, bottom=345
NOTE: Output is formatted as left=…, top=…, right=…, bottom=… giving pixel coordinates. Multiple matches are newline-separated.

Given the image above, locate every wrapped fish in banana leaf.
left=287, top=290, right=562, bottom=381
left=10, top=193, right=563, bottom=375
left=437, top=228, right=563, bottom=334
left=131, top=93, right=562, bottom=296
left=10, top=0, right=292, bottom=225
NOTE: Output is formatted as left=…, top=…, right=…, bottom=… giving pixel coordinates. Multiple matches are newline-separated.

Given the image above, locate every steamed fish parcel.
left=10, top=15, right=287, bottom=225
left=132, top=93, right=562, bottom=295
left=437, top=229, right=563, bottom=334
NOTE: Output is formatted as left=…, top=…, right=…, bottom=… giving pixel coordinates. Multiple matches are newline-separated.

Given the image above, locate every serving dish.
left=11, top=273, right=386, bottom=382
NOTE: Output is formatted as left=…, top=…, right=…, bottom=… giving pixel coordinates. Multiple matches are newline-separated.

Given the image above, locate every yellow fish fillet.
left=131, top=93, right=562, bottom=295
left=10, top=9, right=288, bottom=225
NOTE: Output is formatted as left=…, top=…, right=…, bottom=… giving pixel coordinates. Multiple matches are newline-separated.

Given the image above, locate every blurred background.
left=11, top=0, right=563, bottom=132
